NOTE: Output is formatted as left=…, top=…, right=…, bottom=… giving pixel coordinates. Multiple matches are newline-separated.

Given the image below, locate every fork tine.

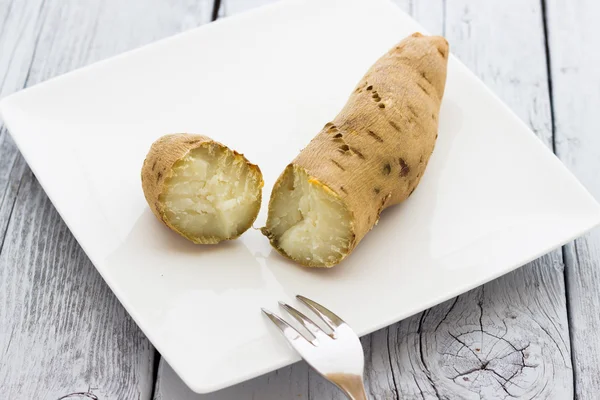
left=261, top=308, right=314, bottom=346
left=296, top=295, right=345, bottom=330
left=279, top=301, right=329, bottom=342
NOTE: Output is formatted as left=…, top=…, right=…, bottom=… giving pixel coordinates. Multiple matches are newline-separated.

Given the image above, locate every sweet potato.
left=142, top=133, right=263, bottom=244
left=261, top=33, right=449, bottom=267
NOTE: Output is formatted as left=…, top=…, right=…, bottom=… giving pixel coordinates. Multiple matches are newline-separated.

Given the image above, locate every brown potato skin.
left=263, top=33, right=449, bottom=266
left=141, top=133, right=263, bottom=244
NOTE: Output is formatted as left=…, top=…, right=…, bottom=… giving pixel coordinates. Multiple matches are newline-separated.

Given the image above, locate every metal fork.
left=262, top=295, right=367, bottom=400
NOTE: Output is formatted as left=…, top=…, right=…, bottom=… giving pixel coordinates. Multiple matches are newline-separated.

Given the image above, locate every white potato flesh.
left=267, top=166, right=353, bottom=267
left=160, top=144, right=261, bottom=240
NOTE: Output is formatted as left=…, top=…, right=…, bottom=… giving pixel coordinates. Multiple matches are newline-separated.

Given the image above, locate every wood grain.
left=0, top=0, right=592, bottom=399
left=0, top=170, right=154, bottom=399
left=154, top=359, right=310, bottom=400
left=374, top=1, right=572, bottom=398
left=155, top=0, right=574, bottom=399
left=545, top=0, right=600, bottom=397
left=152, top=1, right=570, bottom=399
left=0, top=0, right=212, bottom=398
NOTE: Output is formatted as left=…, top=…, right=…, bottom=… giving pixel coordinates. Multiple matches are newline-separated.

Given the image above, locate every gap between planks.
left=154, top=0, right=574, bottom=398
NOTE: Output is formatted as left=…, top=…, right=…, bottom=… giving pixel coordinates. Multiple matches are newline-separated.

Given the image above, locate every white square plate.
left=2, top=0, right=599, bottom=393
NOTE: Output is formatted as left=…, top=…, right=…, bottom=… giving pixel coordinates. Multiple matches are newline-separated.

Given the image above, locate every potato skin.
left=141, top=133, right=263, bottom=244
left=264, top=33, right=449, bottom=265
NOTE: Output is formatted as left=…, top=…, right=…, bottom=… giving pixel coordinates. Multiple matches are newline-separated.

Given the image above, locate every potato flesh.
left=160, top=144, right=260, bottom=240
left=267, top=166, right=352, bottom=267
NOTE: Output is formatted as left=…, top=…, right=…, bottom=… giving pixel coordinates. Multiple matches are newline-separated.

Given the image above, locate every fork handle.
left=327, top=373, right=368, bottom=400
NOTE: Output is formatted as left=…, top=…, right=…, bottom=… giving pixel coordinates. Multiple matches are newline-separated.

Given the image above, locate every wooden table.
left=1, top=0, right=598, bottom=398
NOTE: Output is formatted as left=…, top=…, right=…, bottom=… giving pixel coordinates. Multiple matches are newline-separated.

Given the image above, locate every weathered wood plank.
left=385, top=256, right=571, bottom=399
left=218, top=0, right=275, bottom=18
left=154, top=2, right=315, bottom=398
left=154, top=359, right=310, bottom=400
left=0, top=170, right=155, bottom=399
left=154, top=0, right=573, bottom=399
left=308, top=1, right=570, bottom=398
left=0, top=0, right=212, bottom=398
left=545, top=0, right=600, bottom=397
left=378, top=1, right=571, bottom=398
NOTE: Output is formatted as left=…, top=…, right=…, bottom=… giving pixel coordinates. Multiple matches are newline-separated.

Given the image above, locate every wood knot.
left=420, top=292, right=570, bottom=398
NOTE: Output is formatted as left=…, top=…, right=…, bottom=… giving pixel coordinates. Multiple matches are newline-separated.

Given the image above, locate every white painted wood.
left=387, top=256, right=571, bottom=399
left=152, top=2, right=361, bottom=398
left=0, top=0, right=212, bottom=398
left=0, top=170, right=155, bottom=399
left=377, top=1, right=572, bottom=398
left=154, top=1, right=572, bottom=399
left=0, top=0, right=585, bottom=398
left=391, top=0, right=445, bottom=36
left=154, top=359, right=310, bottom=400
left=546, top=0, right=600, bottom=396
left=219, top=0, right=278, bottom=18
